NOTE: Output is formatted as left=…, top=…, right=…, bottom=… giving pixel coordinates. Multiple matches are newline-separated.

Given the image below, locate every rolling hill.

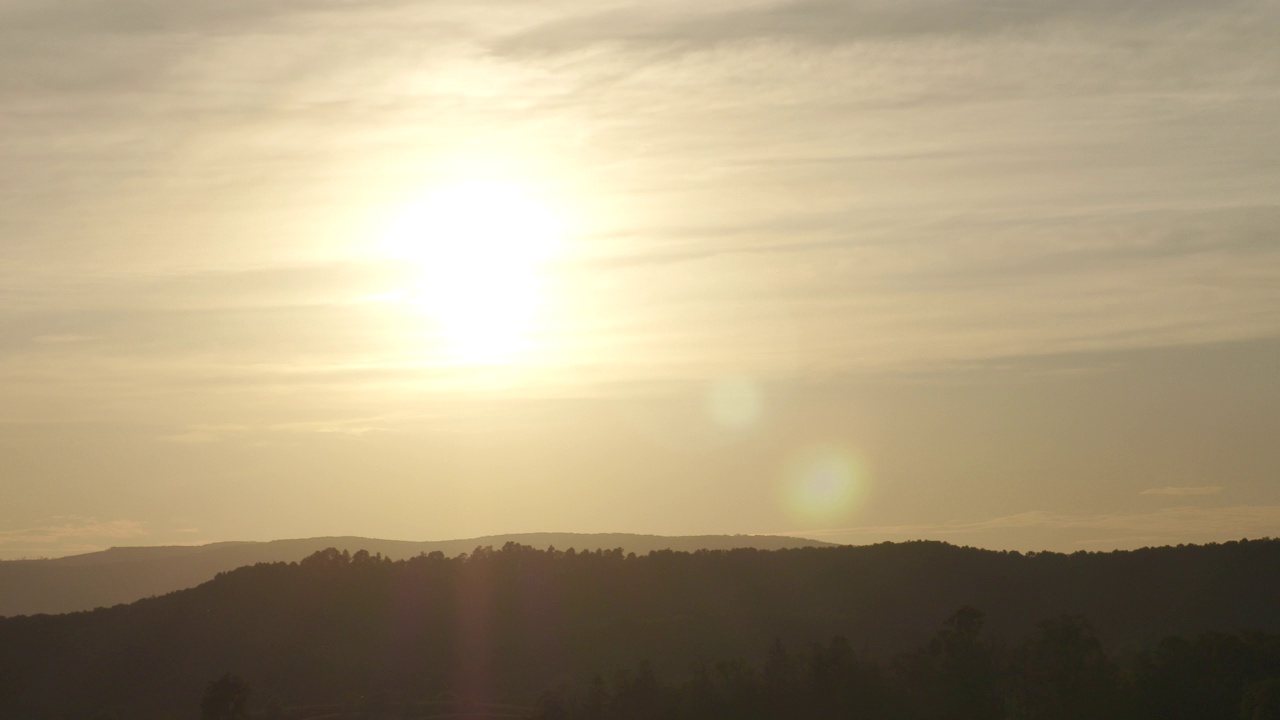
left=1, top=539, right=1278, bottom=719
left=0, top=533, right=834, bottom=617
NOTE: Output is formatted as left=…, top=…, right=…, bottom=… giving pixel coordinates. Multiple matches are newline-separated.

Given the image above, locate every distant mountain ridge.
left=0, top=533, right=833, bottom=617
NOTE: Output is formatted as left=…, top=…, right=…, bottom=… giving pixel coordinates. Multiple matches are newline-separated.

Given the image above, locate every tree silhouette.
left=907, top=606, right=1003, bottom=720
left=1012, top=614, right=1120, bottom=720
left=200, top=673, right=250, bottom=720
left=1242, top=677, right=1280, bottom=720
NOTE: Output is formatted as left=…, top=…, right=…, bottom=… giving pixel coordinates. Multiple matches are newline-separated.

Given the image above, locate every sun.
left=383, top=180, right=564, bottom=364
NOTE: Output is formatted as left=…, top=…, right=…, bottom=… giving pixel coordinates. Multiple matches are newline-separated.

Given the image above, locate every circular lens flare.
left=782, top=446, right=867, bottom=523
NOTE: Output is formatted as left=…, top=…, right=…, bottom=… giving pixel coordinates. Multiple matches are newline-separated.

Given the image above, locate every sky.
left=1, top=0, right=1278, bottom=558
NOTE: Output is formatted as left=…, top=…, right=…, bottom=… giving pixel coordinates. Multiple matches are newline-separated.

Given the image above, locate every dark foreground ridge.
left=526, top=610, right=1280, bottom=720
left=0, top=539, right=1278, bottom=719
left=0, top=533, right=833, bottom=617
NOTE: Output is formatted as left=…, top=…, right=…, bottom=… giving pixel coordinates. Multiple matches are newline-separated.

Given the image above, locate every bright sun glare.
left=383, top=181, right=563, bottom=364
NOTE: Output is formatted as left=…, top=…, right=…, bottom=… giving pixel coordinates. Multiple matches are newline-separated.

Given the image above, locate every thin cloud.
left=31, top=334, right=95, bottom=345
left=802, top=505, right=1280, bottom=550
left=0, top=517, right=149, bottom=560
left=1141, top=486, right=1224, bottom=497
left=497, top=0, right=1272, bottom=58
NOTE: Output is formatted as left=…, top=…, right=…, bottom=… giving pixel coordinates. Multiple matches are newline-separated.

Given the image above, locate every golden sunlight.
left=382, top=181, right=564, bottom=364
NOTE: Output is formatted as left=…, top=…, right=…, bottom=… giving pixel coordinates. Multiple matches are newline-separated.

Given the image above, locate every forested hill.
left=0, top=533, right=832, bottom=617
left=1, top=539, right=1279, bottom=720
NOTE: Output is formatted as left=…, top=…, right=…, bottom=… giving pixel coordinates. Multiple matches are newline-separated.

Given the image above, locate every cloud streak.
left=804, top=505, right=1280, bottom=551
left=500, top=0, right=1272, bottom=57
left=0, top=517, right=149, bottom=560
left=1141, top=486, right=1224, bottom=497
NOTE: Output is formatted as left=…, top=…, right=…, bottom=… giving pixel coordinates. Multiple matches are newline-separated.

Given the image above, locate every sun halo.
left=382, top=180, right=564, bottom=365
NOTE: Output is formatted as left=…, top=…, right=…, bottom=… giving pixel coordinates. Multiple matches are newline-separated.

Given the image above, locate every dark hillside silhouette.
left=0, top=533, right=833, bottom=617
left=530, top=613, right=1280, bottom=720
left=0, top=539, right=1278, bottom=719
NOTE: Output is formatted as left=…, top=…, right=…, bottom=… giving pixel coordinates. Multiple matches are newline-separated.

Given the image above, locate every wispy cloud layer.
left=806, top=505, right=1280, bottom=551
left=1141, top=486, right=1223, bottom=497
left=4, top=0, right=1277, bottom=381
left=0, top=518, right=149, bottom=559
left=1, top=0, right=1278, bottom=552
left=3, top=0, right=1278, bottom=400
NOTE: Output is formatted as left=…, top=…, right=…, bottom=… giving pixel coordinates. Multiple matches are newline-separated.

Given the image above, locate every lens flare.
left=782, top=445, right=867, bottom=523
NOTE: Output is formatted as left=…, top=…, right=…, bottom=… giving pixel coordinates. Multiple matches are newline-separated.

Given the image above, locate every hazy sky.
left=2, top=0, right=1278, bottom=558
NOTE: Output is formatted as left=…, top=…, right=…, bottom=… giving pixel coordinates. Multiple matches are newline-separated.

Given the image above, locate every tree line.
left=530, top=607, right=1280, bottom=720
